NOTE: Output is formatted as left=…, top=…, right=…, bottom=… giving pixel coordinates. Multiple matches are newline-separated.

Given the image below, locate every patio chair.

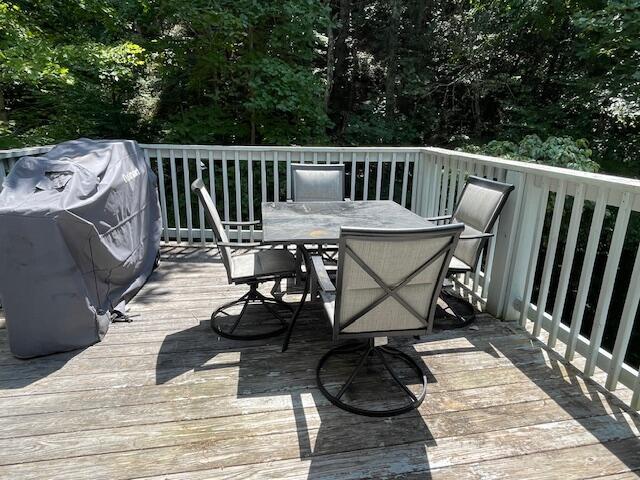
left=428, top=175, right=514, bottom=325
left=289, top=163, right=347, bottom=271
left=310, top=224, right=463, bottom=416
left=191, top=178, right=297, bottom=340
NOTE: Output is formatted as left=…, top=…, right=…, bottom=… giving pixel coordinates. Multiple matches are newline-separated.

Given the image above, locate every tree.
left=0, top=0, right=147, bottom=148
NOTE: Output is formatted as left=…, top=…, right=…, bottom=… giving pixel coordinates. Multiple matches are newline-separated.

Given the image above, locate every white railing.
left=1, top=143, right=639, bottom=410
left=141, top=145, right=421, bottom=244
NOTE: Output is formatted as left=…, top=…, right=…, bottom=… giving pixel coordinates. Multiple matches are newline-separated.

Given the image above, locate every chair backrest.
left=452, top=176, right=514, bottom=271
left=333, top=224, right=463, bottom=338
left=191, top=179, right=234, bottom=283
left=290, top=163, right=345, bottom=202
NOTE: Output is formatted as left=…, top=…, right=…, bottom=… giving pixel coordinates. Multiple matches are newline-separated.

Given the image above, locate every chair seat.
left=232, top=249, right=297, bottom=283
left=448, top=255, right=472, bottom=274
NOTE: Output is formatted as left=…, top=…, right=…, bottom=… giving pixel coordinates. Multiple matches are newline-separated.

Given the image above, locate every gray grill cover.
left=0, top=139, right=161, bottom=358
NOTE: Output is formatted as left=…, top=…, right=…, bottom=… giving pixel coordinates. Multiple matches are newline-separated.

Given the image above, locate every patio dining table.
left=261, top=200, right=434, bottom=351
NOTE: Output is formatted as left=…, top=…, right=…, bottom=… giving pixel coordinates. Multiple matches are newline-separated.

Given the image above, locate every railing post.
left=410, top=153, right=420, bottom=212
left=485, top=170, right=533, bottom=320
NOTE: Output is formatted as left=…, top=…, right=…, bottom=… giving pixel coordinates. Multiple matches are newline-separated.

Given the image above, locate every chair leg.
left=281, top=266, right=310, bottom=352
left=210, top=284, right=290, bottom=341
left=316, top=340, right=427, bottom=417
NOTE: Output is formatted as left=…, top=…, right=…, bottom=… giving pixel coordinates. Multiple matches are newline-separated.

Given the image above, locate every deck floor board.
left=0, top=246, right=638, bottom=479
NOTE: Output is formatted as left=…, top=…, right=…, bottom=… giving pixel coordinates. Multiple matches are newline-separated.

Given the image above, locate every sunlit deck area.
left=0, top=245, right=638, bottom=479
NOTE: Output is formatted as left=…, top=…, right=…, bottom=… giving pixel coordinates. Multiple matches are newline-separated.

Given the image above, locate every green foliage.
left=463, top=135, right=601, bottom=172
left=153, top=0, right=330, bottom=145
left=0, top=0, right=147, bottom=148
left=0, top=0, right=637, bottom=179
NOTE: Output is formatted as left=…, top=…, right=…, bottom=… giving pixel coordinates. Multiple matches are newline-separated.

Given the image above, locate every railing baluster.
left=418, top=153, right=431, bottom=216
left=606, top=240, right=640, bottom=390
left=313, top=152, right=318, bottom=164
left=633, top=374, right=640, bottom=410
left=182, top=150, right=193, bottom=244
left=518, top=177, right=551, bottom=327
left=234, top=151, right=242, bottom=243
left=566, top=188, right=608, bottom=360
left=548, top=183, right=585, bottom=347
left=481, top=221, right=498, bottom=298
left=401, top=152, right=410, bottom=207
left=286, top=151, right=292, bottom=200
left=410, top=153, right=420, bottom=212
left=387, top=152, right=397, bottom=202
left=248, top=151, right=255, bottom=242
left=533, top=180, right=567, bottom=337
left=261, top=151, right=267, bottom=203
left=428, top=155, right=440, bottom=217
left=169, top=150, right=181, bottom=243
left=221, top=151, right=230, bottom=237
left=456, top=159, right=466, bottom=202
left=350, top=152, right=356, bottom=200
left=473, top=251, right=483, bottom=297
left=363, top=153, right=370, bottom=201
left=196, top=150, right=206, bottom=246
left=154, top=149, right=169, bottom=243
left=208, top=150, right=216, bottom=206
left=584, top=191, right=633, bottom=377
left=431, top=155, right=442, bottom=216
left=274, top=151, right=280, bottom=202
left=446, top=157, right=458, bottom=213
left=0, top=160, right=6, bottom=189
left=439, top=156, right=449, bottom=215
left=375, top=152, right=383, bottom=200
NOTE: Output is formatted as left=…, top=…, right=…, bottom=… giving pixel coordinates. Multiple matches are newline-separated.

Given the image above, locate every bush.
left=463, top=135, right=600, bottom=173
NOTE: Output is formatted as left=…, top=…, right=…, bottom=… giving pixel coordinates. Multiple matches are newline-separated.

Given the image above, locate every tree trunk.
left=324, top=2, right=336, bottom=112
left=385, top=0, right=401, bottom=117
left=328, top=0, right=351, bottom=129
left=248, top=25, right=256, bottom=145
left=250, top=110, right=256, bottom=145
left=0, top=90, right=8, bottom=123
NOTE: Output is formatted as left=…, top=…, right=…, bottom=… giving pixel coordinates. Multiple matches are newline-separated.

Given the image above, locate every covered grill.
left=0, top=139, right=162, bottom=358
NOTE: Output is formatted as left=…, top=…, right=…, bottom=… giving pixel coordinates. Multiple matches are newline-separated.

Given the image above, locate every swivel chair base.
left=436, top=287, right=477, bottom=329
left=211, top=283, right=292, bottom=340
left=316, top=340, right=427, bottom=417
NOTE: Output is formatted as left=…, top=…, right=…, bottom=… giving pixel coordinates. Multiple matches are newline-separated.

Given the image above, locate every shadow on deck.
left=0, top=245, right=638, bottom=479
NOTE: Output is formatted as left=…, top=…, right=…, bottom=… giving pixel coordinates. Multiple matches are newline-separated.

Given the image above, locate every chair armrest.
left=460, top=232, right=494, bottom=240
left=221, top=220, right=260, bottom=227
left=310, top=256, right=336, bottom=293
left=217, top=241, right=262, bottom=249
left=426, top=215, right=452, bottom=223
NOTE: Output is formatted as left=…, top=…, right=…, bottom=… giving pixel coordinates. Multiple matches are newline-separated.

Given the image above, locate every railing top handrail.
left=0, top=145, right=54, bottom=159
left=425, top=147, right=640, bottom=192
left=138, top=144, right=425, bottom=153
left=2, top=143, right=639, bottom=193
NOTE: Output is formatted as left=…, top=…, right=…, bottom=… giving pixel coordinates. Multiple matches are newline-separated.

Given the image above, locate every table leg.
left=282, top=246, right=311, bottom=352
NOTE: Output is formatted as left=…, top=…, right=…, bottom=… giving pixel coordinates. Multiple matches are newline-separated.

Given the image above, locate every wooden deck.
left=0, top=246, right=639, bottom=479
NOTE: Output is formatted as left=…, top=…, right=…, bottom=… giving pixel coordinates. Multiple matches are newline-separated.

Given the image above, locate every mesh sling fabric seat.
left=191, top=179, right=297, bottom=340
left=289, top=163, right=346, bottom=202
left=428, top=175, right=514, bottom=325
left=310, top=224, right=463, bottom=416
